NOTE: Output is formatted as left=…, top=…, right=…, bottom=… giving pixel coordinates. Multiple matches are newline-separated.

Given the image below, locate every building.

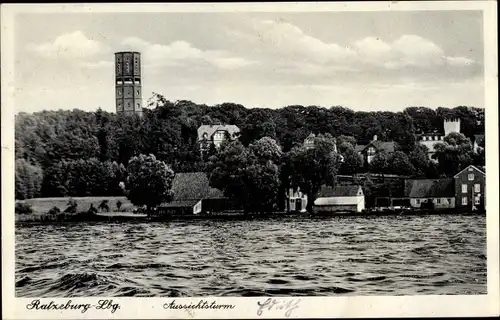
left=303, top=133, right=338, bottom=152
left=197, top=124, right=240, bottom=150
left=157, top=172, right=237, bottom=215
left=417, top=118, right=461, bottom=160
left=313, top=185, right=365, bottom=213
left=454, top=165, right=485, bottom=211
left=405, top=178, right=456, bottom=209
left=403, top=165, right=485, bottom=211
left=284, top=187, right=308, bottom=213
left=355, top=135, right=396, bottom=164
left=115, top=51, right=142, bottom=116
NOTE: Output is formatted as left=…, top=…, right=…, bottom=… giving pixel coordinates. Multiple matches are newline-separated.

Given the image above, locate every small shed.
left=157, top=172, right=235, bottom=215
left=313, top=185, right=365, bottom=213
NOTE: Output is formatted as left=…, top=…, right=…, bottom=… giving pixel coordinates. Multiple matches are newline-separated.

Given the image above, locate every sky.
left=13, top=10, right=484, bottom=113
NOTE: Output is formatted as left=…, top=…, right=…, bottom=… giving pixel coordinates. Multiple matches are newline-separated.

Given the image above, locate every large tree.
left=208, top=137, right=282, bottom=213
left=433, top=132, right=474, bottom=176
left=15, top=159, right=43, bottom=200
left=126, top=154, right=175, bottom=213
left=285, top=134, right=342, bottom=213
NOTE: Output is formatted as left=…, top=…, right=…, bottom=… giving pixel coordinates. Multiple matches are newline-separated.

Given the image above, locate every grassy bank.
left=17, top=196, right=135, bottom=214
left=15, top=196, right=138, bottom=222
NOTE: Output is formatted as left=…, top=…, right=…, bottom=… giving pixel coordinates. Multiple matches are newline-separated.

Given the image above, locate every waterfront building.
left=115, top=51, right=142, bottom=116
left=313, top=185, right=365, bottom=213
left=417, top=118, right=461, bottom=160
left=284, top=187, right=308, bottom=213
left=405, top=178, right=456, bottom=209
left=197, top=124, right=240, bottom=150
left=403, top=165, right=485, bottom=211
left=355, top=135, right=396, bottom=164
left=454, top=165, right=485, bottom=211
left=157, top=172, right=237, bottom=215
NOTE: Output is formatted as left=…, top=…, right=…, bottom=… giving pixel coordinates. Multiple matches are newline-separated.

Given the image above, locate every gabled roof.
left=354, top=144, right=365, bottom=152
left=355, top=140, right=396, bottom=153
left=406, top=179, right=455, bottom=198
left=170, top=172, right=224, bottom=201
left=197, top=124, right=240, bottom=141
left=317, top=185, right=362, bottom=198
left=453, top=165, right=486, bottom=178
left=160, top=199, right=200, bottom=208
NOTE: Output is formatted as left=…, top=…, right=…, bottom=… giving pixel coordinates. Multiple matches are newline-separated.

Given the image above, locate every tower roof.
left=115, top=51, right=141, bottom=55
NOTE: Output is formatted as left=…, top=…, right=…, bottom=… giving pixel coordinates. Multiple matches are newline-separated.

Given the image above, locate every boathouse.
left=313, top=185, right=365, bottom=213
left=157, top=172, right=237, bottom=215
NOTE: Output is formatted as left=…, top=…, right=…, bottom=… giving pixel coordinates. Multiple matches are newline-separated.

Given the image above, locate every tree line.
left=15, top=93, right=485, bottom=203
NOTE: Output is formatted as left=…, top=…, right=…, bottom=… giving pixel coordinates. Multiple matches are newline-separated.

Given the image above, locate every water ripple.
left=16, top=215, right=486, bottom=296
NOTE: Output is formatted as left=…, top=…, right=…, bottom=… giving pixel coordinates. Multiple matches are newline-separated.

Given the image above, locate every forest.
left=15, top=92, right=485, bottom=206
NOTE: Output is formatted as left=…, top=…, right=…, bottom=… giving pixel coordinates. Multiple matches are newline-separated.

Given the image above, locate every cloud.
left=80, top=60, right=113, bottom=69
left=120, top=37, right=255, bottom=70
left=26, top=31, right=109, bottom=60
left=245, top=19, right=475, bottom=73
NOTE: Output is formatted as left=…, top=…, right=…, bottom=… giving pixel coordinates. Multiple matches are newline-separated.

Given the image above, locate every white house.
left=313, top=185, right=365, bottom=213
left=285, top=187, right=308, bottom=213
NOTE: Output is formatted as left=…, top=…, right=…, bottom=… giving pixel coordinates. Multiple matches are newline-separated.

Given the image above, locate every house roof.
left=317, top=185, right=362, bottom=198
left=355, top=140, right=396, bottom=153
left=160, top=199, right=200, bottom=208
left=406, top=179, right=455, bottom=198
left=170, top=172, right=224, bottom=201
left=453, top=164, right=486, bottom=178
left=197, top=124, right=240, bottom=141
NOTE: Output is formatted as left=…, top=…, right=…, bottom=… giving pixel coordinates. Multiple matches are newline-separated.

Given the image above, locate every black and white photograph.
left=2, top=1, right=499, bottom=319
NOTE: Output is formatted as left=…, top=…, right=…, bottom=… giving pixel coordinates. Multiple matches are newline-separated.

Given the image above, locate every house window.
left=462, top=184, right=467, bottom=193
left=474, top=184, right=480, bottom=193
left=416, top=199, right=420, bottom=205
left=423, top=136, right=427, bottom=141
left=468, top=174, right=474, bottom=181
left=436, top=198, right=441, bottom=204
left=475, top=197, right=480, bottom=205
left=462, top=197, right=468, bottom=205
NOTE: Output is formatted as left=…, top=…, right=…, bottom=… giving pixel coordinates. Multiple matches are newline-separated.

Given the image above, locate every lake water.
left=15, top=214, right=487, bottom=297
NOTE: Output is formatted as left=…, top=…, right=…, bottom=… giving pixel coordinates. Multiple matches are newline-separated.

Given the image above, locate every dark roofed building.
left=406, top=178, right=455, bottom=209
left=197, top=124, right=240, bottom=149
left=157, top=172, right=237, bottom=215
left=355, top=135, right=396, bottom=165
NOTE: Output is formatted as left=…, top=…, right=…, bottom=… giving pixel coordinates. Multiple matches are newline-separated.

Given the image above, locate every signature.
left=256, top=298, right=301, bottom=318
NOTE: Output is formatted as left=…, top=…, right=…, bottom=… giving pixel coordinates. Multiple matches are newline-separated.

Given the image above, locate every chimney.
left=373, top=135, right=377, bottom=141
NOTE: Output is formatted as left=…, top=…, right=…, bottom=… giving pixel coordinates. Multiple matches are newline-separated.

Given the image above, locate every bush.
left=98, top=200, right=109, bottom=212
left=64, top=198, right=78, bottom=213
left=48, top=206, right=61, bottom=215
left=15, top=202, right=33, bottom=214
left=88, top=203, right=98, bottom=215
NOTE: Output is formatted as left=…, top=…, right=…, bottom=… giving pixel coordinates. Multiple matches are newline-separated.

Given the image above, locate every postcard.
left=1, top=1, right=499, bottom=319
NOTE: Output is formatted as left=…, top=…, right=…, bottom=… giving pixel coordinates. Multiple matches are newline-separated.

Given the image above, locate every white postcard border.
left=2, top=1, right=499, bottom=319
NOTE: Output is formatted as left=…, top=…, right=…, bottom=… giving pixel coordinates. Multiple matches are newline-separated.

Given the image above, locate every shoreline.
left=14, top=209, right=486, bottom=224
